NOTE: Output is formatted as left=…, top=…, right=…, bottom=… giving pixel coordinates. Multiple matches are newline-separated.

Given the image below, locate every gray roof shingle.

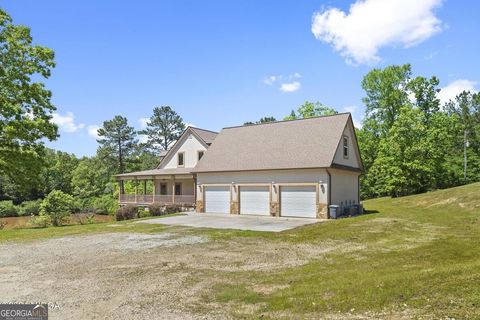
left=192, top=113, right=351, bottom=173
left=190, top=127, right=218, bottom=144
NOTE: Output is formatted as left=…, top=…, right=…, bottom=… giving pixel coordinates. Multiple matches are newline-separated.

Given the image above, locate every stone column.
left=317, top=203, right=328, bottom=219
left=230, top=184, right=239, bottom=214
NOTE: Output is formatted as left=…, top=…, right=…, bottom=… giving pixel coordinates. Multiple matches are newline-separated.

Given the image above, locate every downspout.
left=358, top=175, right=361, bottom=204
left=326, top=169, right=332, bottom=206
left=193, top=174, right=197, bottom=207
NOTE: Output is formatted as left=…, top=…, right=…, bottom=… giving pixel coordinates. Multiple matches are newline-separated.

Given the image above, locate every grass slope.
left=204, top=183, right=480, bottom=319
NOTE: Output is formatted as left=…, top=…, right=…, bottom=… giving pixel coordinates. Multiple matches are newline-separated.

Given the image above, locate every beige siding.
left=197, top=169, right=329, bottom=205
left=332, top=122, right=360, bottom=168
left=162, top=134, right=207, bottom=169
left=154, top=179, right=195, bottom=195
left=329, top=168, right=360, bottom=210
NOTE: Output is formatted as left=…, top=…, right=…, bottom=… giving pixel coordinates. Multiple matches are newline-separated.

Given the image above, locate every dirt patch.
left=351, top=217, right=445, bottom=252
left=251, top=284, right=290, bottom=295
left=0, top=231, right=361, bottom=319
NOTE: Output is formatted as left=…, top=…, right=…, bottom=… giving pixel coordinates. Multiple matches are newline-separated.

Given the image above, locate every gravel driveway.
left=0, top=230, right=349, bottom=319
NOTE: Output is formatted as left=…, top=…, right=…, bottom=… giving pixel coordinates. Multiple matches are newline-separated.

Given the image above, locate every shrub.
left=74, top=197, right=94, bottom=214
left=40, top=190, right=75, bottom=226
left=138, top=207, right=151, bottom=218
left=0, top=201, right=19, bottom=217
left=147, top=203, right=183, bottom=216
left=86, top=213, right=95, bottom=224
left=19, top=200, right=42, bottom=216
left=148, top=203, right=165, bottom=216
left=115, top=205, right=138, bottom=221
left=165, top=204, right=182, bottom=214
left=73, top=213, right=87, bottom=225
left=93, top=195, right=118, bottom=215
left=29, top=213, right=50, bottom=228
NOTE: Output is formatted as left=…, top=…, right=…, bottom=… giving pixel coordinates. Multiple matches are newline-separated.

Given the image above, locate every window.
left=198, top=151, right=204, bottom=160
left=174, top=183, right=182, bottom=195
left=160, top=183, right=167, bottom=195
left=177, top=152, right=185, bottom=167
left=343, top=136, right=349, bottom=158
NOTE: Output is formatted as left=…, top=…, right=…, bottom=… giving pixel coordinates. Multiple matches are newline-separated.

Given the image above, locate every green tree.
left=40, top=190, right=75, bottom=226
left=139, top=106, right=186, bottom=153
left=361, top=64, right=412, bottom=136
left=97, top=116, right=137, bottom=193
left=445, top=91, right=480, bottom=182
left=407, top=76, right=441, bottom=123
left=367, top=107, right=433, bottom=197
left=284, top=101, right=337, bottom=120
left=72, top=157, right=112, bottom=199
left=244, top=116, right=277, bottom=125
left=40, top=149, right=79, bottom=195
left=0, top=9, right=58, bottom=189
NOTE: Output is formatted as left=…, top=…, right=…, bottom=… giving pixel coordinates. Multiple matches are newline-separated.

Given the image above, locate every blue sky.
left=3, top=0, right=479, bottom=156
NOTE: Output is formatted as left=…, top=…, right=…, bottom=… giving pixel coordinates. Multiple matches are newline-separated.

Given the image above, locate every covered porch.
left=116, top=168, right=196, bottom=207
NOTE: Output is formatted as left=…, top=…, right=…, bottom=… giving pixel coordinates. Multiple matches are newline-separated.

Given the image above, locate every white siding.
left=162, top=134, right=207, bottom=169
left=197, top=169, right=328, bottom=206
left=332, top=122, right=361, bottom=169
left=154, top=179, right=194, bottom=195
left=329, top=168, right=360, bottom=210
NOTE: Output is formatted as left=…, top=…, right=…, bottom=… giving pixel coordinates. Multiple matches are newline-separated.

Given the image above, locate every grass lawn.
left=1, top=183, right=479, bottom=319
left=200, top=183, right=480, bottom=319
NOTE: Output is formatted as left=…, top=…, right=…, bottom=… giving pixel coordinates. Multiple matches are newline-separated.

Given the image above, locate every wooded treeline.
left=1, top=7, right=479, bottom=214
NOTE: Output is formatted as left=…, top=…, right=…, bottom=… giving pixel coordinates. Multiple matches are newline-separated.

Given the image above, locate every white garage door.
left=239, top=186, right=270, bottom=216
left=204, top=186, right=230, bottom=214
left=280, top=186, right=317, bottom=218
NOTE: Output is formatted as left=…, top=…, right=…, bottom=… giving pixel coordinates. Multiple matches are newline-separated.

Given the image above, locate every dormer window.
left=343, top=136, right=349, bottom=158
left=198, top=151, right=204, bottom=160
left=177, top=152, right=185, bottom=167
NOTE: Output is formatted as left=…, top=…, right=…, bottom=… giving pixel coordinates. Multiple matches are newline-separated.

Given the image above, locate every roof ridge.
left=222, top=112, right=351, bottom=130
left=189, top=126, right=219, bottom=134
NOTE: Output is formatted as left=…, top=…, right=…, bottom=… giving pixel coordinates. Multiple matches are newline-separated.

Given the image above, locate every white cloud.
left=342, top=105, right=357, bottom=114
left=51, top=112, right=85, bottom=133
left=263, top=73, right=301, bottom=88
left=139, top=134, right=149, bottom=144
left=87, top=125, right=100, bottom=139
left=280, top=81, right=301, bottom=93
left=291, top=72, right=301, bottom=79
left=139, top=117, right=149, bottom=129
left=263, top=75, right=278, bottom=86
left=311, top=0, right=443, bottom=64
left=438, top=79, right=478, bottom=105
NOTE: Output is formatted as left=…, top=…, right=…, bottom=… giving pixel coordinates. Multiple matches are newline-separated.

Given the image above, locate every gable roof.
left=190, top=127, right=218, bottom=145
left=157, top=126, right=218, bottom=168
left=192, top=113, right=358, bottom=173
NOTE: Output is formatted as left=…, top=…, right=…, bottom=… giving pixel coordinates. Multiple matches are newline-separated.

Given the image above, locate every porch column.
left=172, top=175, right=176, bottom=204
left=134, top=178, right=138, bottom=203
left=152, top=178, right=156, bottom=203
left=143, top=180, right=147, bottom=195
left=118, top=180, right=122, bottom=202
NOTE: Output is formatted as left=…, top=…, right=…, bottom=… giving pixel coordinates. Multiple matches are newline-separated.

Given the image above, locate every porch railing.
left=119, top=194, right=195, bottom=205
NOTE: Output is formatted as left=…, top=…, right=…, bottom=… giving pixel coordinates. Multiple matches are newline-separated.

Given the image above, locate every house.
left=116, top=113, right=363, bottom=219
left=115, top=127, right=217, bottom=206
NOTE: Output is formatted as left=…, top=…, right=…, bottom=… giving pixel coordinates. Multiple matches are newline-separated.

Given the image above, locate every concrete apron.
left=137, top=212, right=324, bottom=232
